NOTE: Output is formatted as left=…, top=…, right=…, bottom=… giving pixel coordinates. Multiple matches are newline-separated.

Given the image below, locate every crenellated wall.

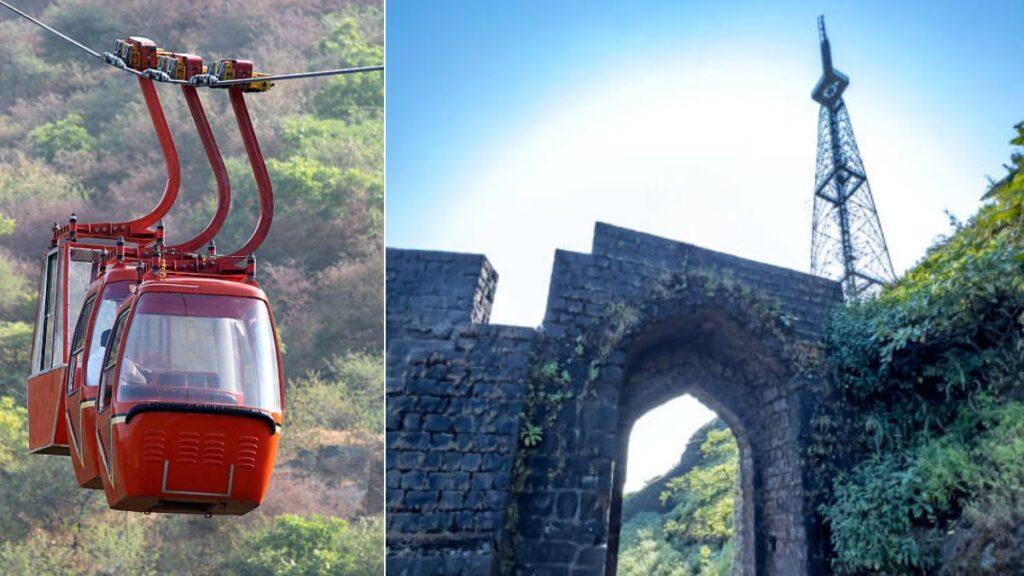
left=386, top=223, right=843, bottom=575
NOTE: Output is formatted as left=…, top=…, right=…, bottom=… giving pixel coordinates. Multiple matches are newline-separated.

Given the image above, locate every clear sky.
left=386, top=0, right=1024, bottom=492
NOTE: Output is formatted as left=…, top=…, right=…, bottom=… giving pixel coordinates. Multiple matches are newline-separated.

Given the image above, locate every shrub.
left=814, top=123, right=1024, bottom=572
left=28, top=113, right=93, bottom=161
left=225, top=514, right=384, bottom=576
left=0, top=395, right=27, bottom=469
left=823, top=454, right=939, bottom=574
left=0, top=322, right=33, bottom=401
left=661, top=427, right=738, bottom=543
left=287, top=352, right=383, bottom=436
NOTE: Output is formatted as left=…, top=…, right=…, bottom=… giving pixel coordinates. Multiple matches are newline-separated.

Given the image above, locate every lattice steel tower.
left=810, top=16, right=895, bottom=299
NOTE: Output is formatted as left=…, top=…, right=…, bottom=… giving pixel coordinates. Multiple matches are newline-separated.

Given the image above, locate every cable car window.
left=66, top=295, right=96, bottom=395
left=30, top=254, right=49, bottom=373
left=32, top=252, right=59, bottom=372
left=66, top=249, right=96, bottom=348
left=51, top=253, right=65, bottom=370
left=98, top=311, right=129, bottom=413
left=117, top=293, right=281, bottom=413
left=86, top=282, right=132, bottom=387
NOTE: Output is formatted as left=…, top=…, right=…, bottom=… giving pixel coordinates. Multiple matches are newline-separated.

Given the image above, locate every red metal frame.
left=55, top=77, right=179, bottom=245
left=167, top=86, right=230, bottom=253
left=227, top=88, right=273, bottom=258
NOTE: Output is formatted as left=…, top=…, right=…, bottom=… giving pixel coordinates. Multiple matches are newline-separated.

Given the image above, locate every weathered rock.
left=940, top=518, right=1024, bottom=575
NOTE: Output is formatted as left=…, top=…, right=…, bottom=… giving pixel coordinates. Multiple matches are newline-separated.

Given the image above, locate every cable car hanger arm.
left=226, top=88, right=272, bottom=258
left=167, top=86, right=230, bottom=253
left=68, top=77, right=179, bottom=242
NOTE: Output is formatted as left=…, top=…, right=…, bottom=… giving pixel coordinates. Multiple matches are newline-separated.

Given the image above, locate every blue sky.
left=386, top=0, right=1024, bottom=491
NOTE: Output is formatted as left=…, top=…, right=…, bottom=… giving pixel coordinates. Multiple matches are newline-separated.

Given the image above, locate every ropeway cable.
left=0, top=0, right=383, bottom=86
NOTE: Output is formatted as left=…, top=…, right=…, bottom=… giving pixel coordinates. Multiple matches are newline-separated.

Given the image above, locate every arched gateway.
left=387, top=223, right=842, bottom=575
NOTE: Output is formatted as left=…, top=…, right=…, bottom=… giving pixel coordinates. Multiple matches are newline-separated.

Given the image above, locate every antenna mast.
left=810, top=15, right=895, bottom=299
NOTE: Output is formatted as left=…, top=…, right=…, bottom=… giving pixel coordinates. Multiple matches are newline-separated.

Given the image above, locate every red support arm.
left=168, top=86, right=231, bottom=253
left=73, top=77, right=180, bottom=242
left=227, top=88, right=274, bottom=258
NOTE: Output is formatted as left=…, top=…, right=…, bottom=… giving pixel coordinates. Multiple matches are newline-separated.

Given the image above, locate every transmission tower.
left=810, top=15, right=895, bottom=299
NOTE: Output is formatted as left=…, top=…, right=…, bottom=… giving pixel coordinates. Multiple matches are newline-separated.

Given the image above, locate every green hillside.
left=810, top=122, right=1024, bottom=574
left=619, top=419, right=738, bottom=576
left=0, top=1, right=383, bottom=574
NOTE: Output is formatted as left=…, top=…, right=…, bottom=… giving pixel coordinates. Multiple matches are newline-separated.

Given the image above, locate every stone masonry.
left=387, top=223, right=843, bottom=575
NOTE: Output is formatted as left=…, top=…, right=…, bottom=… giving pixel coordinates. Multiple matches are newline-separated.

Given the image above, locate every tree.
left=661, top=427, right=738, bottom=543
left=29, top=113, right=93, bottom=161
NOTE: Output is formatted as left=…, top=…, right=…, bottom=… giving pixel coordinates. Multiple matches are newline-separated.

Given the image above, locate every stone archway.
left=512, top=290, right=817, bottom=575
left=606, top=310, right=794, bottom=575
left=610, top=393, right=754, bottom=575
left=385, top=223, right=842, bottom=575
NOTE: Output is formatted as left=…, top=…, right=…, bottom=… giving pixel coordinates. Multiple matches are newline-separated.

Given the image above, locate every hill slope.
left=811, top=122, right=1024, bottom=575
left=618, top=418, right=737, bottom=576
left=0, top=1, right=384, bottom=573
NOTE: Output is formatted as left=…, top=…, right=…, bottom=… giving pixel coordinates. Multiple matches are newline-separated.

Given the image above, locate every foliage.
left=661, top=427, right=737, bottom=544
left=0, top=252, right=34, bottom=321
left=619, top=420, right=737, bottom=576
left=0, top=396, right=26, bottom=469
left=79, top=514, right=158, bottom=575
left=824, top=453, right=938, bottom=573
left=288, top=352, right=384, bottom=436
left=279, top=115, right=384, bottom=173
left=812, top=123, right=1024, bottom=573
left=618, top=522, right=692, bottom=576
left=519, top=359, right=572, bottom=448
left=0, top=532, right=76, bottom=576
left=0, top=392, right=103, bottom=540
left=225, top=514, right=384, bottom=576
left=313, top=16, right=385, bottom=122
left=0, top=156, right=88, bottom=254
left=0, top=322, right=32, bottom=401
left=29, top=113, right=93, bottom=161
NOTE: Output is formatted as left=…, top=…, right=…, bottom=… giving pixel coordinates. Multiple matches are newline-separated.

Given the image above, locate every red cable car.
left=65, top=265, right=135, bottom=488
left=28, top=37, right=284, bottom=515
left=93, top=266, right=283, bottom=515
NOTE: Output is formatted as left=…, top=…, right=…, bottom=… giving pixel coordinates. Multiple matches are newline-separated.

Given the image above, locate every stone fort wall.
left=386, top=223, right=843, bottom=575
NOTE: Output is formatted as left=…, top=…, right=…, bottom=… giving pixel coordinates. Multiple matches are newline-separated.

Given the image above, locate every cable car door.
left=27, top=245, right=96, bottom=455
left=95, top=308, right=130, bottom=492
left=65, top=278, right=133, bottom=488
left=64, top=292, right=97, bottom=486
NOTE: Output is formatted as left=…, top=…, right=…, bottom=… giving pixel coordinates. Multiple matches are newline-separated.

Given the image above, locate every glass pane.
left=66, top=296, right=94, bottom=395
left=66, top=354, right=80, bottom=395
left=99, top=313, right=128, bottom=412
left=117, top=293, right=281, bottom=413
left=41, top=253, right=58, bottom=370
left=51, top=252, right=64, bottom=368
left=71, top=297, right=94, bottom=354
left=30, top=255, right=49, bottom=373
left=66, top=255, right=94, bottom=349
left=86, top=282, right=131, bottom=387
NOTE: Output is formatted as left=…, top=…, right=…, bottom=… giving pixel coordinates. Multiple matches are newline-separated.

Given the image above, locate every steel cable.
left=0, top=0, right=383, bottom=86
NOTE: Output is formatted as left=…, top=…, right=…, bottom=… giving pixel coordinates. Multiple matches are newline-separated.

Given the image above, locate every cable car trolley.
left=27, top=34, right=285, bottom=516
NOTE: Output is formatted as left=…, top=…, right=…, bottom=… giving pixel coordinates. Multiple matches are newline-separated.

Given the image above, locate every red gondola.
left=65, top=265, right=135, bottom=488
left=92, top=262, right=283, bottom=515
left=27, top=36, right=284, bottom=515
